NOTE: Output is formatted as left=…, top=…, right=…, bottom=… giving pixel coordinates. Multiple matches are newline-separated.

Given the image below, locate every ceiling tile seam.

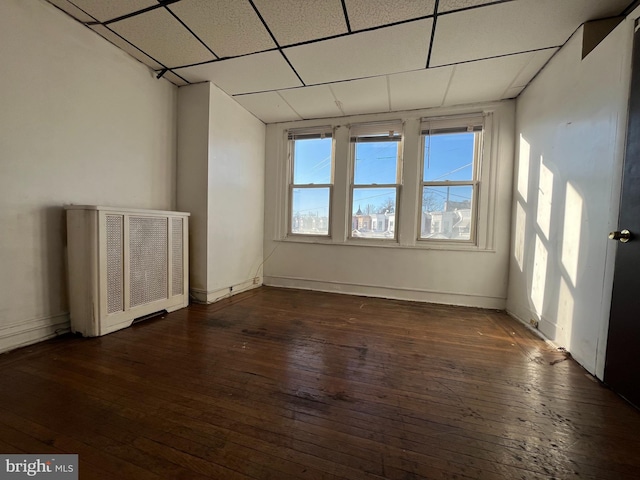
left=439, top=0, right=518, bottom=18
left=434, top=46, right=563, bottom=69
left=441, top=66, right=457, bottom=107
left=85, top=0, right=182, bottom=26
left=327, top=85, right=346, bottom=116
left=281, top=13, right=436, bottom=52
left=340, top=0, right=352, bottom=33
left=170, top=47, right=280, bottom=71
left=96, top=24, right=171, bottom=71
left=517, top=48, right=560, bottom=99
left=425, top=0, right=440, bottom=68
left=385, top=76, right=392, bottom=112
left=500, top=54, right=538, bottom=98
left=276, top=92, right=304, bottom=121
left=63, top=0, right=99, bottom=23
left=279, top=52, right=306, bottom=86
left=167, top=69, right=190, bottom=84
left=246, top=0, right=306, bottom=86
left=87, top=12, right=437, bottom=73
left=246, top=0, right=282, bottom=47
left=230, top=63, right=451, bottom=97
left=228, top=43, right=564, bottom=99
left=164, top=6, right=219, bottom=59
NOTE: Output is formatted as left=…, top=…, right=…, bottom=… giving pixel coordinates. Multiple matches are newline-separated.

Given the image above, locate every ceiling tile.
left=233, top=92, right=302, bottom=123
left=279, top=86, right=343, bottom=119
left=511, top=48, right=558, bottom=87
left=46, top=0, right=95, bottom=22
left=169, top=0, right=275, bottom=58
left=253, top=0, right=347, bottom=46
left=175, top=51, right=303, bottom=95
left=329, top=77, right=389, bottom=116
left=163, top=71, right=189, bottom=87
left=431, top=0, right=628, bottom=67
left=443, top=52, right=537, bottom=106
left=70, top=0, right=156, bottom=22
left=439, top=0, right=500, bottom=14
left=90, top=25, right=163, bottom=70
left=388, top=67, right=454, bottom=111
left=109, top=7, right=215, bottom=68
left=345, top=0, right=436, bottom=30
left=503, top=86, right=525, bottom=99
left=284, top=19, right=432, bottom=85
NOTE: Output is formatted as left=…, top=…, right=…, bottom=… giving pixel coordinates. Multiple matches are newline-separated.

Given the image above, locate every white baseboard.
left=263, top=275, right=506, bottom=309
left=505, top=309, right=554, bottom=342
left=190, top=277, right=262, bottom=304
left=0, top=313, right=70, bottom=354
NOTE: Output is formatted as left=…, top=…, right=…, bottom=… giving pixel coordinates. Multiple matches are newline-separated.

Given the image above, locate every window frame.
left=287, top=127, right=335, bottom=238
left=418, top=115, right=485, bottom=245
left=348, top=121, right=404, bottom=242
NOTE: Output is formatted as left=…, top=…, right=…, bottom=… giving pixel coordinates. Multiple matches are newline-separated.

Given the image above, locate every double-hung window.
left=419, top=115, right=484, bottom=242
left=288, top=127, right=333, bottom=236
left=349, top=121, right=403, bottom=240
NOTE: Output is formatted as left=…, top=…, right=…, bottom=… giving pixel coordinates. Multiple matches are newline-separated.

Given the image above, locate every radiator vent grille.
left=106, top=215, right=124, bottom=314
left=129, top=216, right=168, bottom=308
left=171, top=217, right=184, bottom=296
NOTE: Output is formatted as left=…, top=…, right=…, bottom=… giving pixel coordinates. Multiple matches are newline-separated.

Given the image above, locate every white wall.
left=0, top=0, right=177, bottom=352
left=263, top=102, right=515, bottom=309
left=207, top=86, right=265, bottom=297
left=177, top=84, right=211, bottom=293
left=177, top=83, right=265, bottom=303
left=507, top=20, right=633, bottom=377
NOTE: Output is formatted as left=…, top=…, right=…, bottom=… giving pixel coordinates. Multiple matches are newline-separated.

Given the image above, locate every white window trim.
left=286, top=126, right=335, bottom=239
left=348, top=121, right=404, bottom=243
left=418, top=114, right=485, bottom=245
left=274, top=106, right=500, bottom=253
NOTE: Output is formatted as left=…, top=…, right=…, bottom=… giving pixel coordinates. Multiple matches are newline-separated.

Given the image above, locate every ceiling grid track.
left=426, top=0, right=440, bottom=68
left=99, top=22, right=190, bottom=84
left=246, top=0, right=306, bottom=86
left=163, top=4, right=219, bottom=59
left=440, top=0, right=518, bottom=17
left=276, top=92, right=304, bottom=121
left=46, top=0, right=632, bottom=120
left=87, top=0, right=181, bottom=26
left=341, top=0, right=352, bottom=33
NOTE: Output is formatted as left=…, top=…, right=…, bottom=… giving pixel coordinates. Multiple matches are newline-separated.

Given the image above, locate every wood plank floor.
left=1, top=286, right=639, bottom=479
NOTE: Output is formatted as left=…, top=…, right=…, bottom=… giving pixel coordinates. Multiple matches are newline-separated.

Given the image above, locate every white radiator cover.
left=66, top=206, right=190, bottom=336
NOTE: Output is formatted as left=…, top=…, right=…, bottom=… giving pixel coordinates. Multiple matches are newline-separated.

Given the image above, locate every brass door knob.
left=609, top=229, right=632, bottom=243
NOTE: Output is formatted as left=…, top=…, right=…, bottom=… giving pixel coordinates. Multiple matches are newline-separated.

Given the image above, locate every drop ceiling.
left=47, top=0, right=632, bottom=123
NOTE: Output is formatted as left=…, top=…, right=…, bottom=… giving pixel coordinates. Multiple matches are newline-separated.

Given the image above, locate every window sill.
left=277, top=235, right=495, bottom=252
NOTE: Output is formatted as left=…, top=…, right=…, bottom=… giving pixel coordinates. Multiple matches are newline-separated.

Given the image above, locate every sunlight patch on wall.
left=517, top=134, right=530, bottom=202
left=536, top=157, right=553, bottom=240
left=561, top=182, right=583, bottom=287
left=531, top=234, right=548, bottom=314
left=514, top=201, right=526, bottom=271
left=556, top=276, right=575, bottom=348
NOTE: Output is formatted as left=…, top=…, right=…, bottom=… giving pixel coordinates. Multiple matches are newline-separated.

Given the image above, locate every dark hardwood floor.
left=1, top=286, right=639, bottom=479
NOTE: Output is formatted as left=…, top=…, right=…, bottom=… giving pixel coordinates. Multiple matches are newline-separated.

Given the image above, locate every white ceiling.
left=47, top=0, right=631, bottom=124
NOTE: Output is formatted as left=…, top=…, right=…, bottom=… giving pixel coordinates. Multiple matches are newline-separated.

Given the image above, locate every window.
left=420, top=115, right=483, bottom=242
left=288, top=127, right=333, bottom=236
left=349, top=122, right=403, bottom=240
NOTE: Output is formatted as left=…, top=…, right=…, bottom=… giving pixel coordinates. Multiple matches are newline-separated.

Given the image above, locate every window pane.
left=291, top=187, right=330, bottom=235
left=423, top=132, right=475, bottom=181
left=354, top=141, right=398, bottom=185
left=351, top=187, right=396, bottom=239
left=420, top=186, right=473, bottom=240
left=293, top=138, right=332, bottom=184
